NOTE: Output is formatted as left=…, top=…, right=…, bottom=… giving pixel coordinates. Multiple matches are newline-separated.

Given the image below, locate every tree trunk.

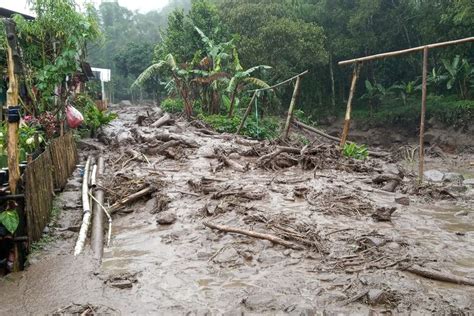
left=329, top=54, right=336, bottom=111
left=228, top=86, right=238, bottom=118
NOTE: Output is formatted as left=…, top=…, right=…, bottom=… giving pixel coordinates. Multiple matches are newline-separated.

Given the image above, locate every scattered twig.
left=203, top=221, right=304, bottom=250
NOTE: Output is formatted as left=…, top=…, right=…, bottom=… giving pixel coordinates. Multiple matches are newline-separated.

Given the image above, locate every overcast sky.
left=1, top=0, right=170, bottom=15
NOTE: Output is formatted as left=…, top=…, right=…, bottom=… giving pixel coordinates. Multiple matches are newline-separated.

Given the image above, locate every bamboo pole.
left=91, top=157, right=105, bottom=261
left=340, top=63, right=362, bottom=147
left=248, top=70, right=309, bottom=93
left=339, top=37, right=474, bottom=66
left=282, top=76, right=302, bottom=139
left=74, top=157, right=92, bottom=256
left=235, top=91, right=257, bottom=135
left=4, top=21, right=20, bottom=195
left=419, top=47, right=429, bottom=183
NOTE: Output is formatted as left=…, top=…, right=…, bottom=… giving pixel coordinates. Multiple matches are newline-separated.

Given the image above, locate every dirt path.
left=1, top=104, right=473, bottom=314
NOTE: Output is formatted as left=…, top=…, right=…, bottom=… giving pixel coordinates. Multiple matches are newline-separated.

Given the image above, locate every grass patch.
left=198, top=113, right=280, bottom=140
left=350, top=95, right=474, bottom=131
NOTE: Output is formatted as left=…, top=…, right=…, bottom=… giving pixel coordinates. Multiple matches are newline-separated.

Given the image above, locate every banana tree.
left=226, top=49, right=271, bottom=117
left=132, top=54, right=194, bottom=117
left=360, top=80, right=387, bottom=116
left=194, top=27, right=236, bottom=114
left=442, top=55, right=474, bottom=99
left=389, top=80, right=419, bottom=106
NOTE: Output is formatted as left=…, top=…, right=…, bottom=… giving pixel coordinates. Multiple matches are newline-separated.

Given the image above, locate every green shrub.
left=198, top=113, right=280, bottom=140
left=161, top=98, right=184, bottom=113
left=343, top=142, right=369, bottom=160
left=83, top=103, right=118, bottom=132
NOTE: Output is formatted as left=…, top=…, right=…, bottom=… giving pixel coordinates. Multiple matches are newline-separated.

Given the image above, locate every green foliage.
left=83, top=102, right=118, bottom=131
left=161, top=98, right=184, bottom=113
left=0, top=210, right=20, bottom=234
left=352, top=95, right=474, bottom=131
left=198, top=113, right=279, bottom=140
left=13, top=0, right=101, bottom=111
left=343, top=143, right=369, bottom=160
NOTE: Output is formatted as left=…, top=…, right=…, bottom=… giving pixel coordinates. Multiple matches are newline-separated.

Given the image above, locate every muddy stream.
left=0, top=104, right=473, bottom=315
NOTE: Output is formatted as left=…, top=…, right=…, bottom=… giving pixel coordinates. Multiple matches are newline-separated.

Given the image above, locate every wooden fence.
left=24, top=132, right=78, bottom=243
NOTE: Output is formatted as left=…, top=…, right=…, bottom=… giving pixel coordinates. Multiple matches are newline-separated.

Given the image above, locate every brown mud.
left=1, top=104, right=473, bottom=315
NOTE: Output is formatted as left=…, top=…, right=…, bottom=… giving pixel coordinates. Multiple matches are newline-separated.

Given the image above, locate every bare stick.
left=340, top=63, right=362, bottom=147
left=74, top=156, right=92, bottom=256
left=282, top=76, right=302, bottom=139
left=339, top=37, right=474, bottom=66
left=236, top=91, right=257, bottom=135
left=203, top=221, right=303, bottom=250
left=257, top=146, right=300, bottom=166
left=294, top=120, right=340, bottom=142
left=248, top=70, right=309, bottom=93
left=404, top=265, right=474, bottom=286
left=110, top=186, right=156, bottom=214
left=219, top=155, right=247, bottom=172
left=419, top=47, right=428, bottom=183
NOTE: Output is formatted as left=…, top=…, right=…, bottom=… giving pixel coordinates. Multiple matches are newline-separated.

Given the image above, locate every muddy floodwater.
left=1, top=104, right=473, bottom=315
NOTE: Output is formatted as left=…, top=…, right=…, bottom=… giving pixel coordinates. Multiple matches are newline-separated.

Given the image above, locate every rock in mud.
left=228, top=152, right=241, bottom=160
left=157, top=211, right=177, bottom=225
left=443, top=172, right=464, bottom=183
left=116, top=131, right=134, bottom=145
left=119, top=100, right=133, bottom=107
left=424, top=170, right=444, bottom=182
left=372, top=206, right=397, bottom=222
left=463, top=179, right=474, bottom=187
left=367, top=289, right=386, bottom=305
left=395, top=196, right=410, bottom=206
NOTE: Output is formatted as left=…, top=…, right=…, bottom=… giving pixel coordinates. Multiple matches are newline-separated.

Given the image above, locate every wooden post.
left=419, top=47, right=429, bottom=183
left=339, top=63, right=361, bottom=147
left=4, top=20, right=21, bottom=195
left=282, top=76, right=302, bottom=139
left=236, top=91, right=257, bottom=135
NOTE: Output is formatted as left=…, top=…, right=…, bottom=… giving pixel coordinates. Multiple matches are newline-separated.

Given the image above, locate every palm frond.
left=244, top=77, right=270, bottom=89
left=131, top=61, right=165, bottom=90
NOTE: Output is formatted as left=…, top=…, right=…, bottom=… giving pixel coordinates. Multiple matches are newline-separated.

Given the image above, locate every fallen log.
left=257, top=146, right=300, bottom=166
left=403, top=265, right=474, bottom=286
left=294, top=120, right=390, bottom=158
left=151, top=113, right=173, bottom=128
left=110, top=186, right=156, bottom=214
left=203, top=221, right=304, bottom=250
left=219, top=155, right=247, bottom=172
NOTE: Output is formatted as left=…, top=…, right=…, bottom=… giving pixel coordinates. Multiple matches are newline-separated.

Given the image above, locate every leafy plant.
left=84, top=103, right=118, bottom=132
left=0, top=210, right=20, bottom=234
left=343, top=143, right=369, bottom=160
left=441, top=55, right=473, bottom=99
left=361, top=80, right=387, bottom=115
left=161, top=98, right=184, bottom=113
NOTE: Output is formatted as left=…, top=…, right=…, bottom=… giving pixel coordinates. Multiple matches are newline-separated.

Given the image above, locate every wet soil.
left=1, top=104, right=473, bottom=315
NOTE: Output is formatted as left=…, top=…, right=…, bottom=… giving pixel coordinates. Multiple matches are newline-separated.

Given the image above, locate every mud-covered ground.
left=1, top=103, right=473, bottom=315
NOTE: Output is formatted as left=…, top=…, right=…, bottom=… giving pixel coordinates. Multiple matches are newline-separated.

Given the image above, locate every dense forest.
left=91, top=0, right=473, bottom=134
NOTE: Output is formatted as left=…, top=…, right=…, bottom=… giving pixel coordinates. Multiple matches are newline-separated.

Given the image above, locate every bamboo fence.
left=24, top=132, right=78, bottom=244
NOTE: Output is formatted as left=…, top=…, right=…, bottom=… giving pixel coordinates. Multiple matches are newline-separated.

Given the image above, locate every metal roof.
left=0, top=7, right=35, bottom=20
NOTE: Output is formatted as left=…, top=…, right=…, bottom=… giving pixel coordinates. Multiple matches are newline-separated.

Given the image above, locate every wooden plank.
left=339, top=37, right=474, bottom=66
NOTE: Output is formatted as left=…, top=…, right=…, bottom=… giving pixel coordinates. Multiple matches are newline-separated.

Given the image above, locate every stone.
left=395, top=196, right=410, bottom=206
left=116, top=131, right=133, bottom=145
left=383, top=163, right=402, bottom=177
left=157, top=212, right=177, bottom=225
left=443, top=172, right=464, bottom=183
left=463, top=179, right=474, bottom=187
left=228, top=153, right=241, bottom=160
left=372, top=206, right=397, bottom=222
left=424, top=170, right=444, bottom=182
left=367, top=289, right=385, bottom=305
left=119, top=100, right=133, bottom=107
left=454, top=210, right=469, bottom=217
